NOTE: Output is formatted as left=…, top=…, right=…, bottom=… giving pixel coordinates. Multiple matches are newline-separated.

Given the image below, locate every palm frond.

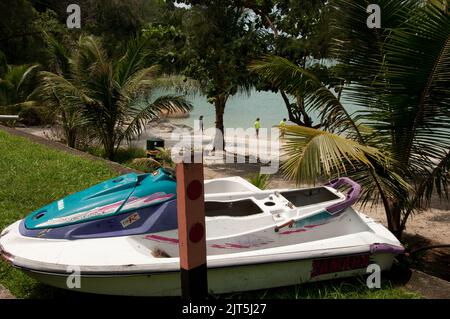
left=16, top=64, right=39, bottom=94
left=115, top=35, right=150, bottom=87
left=383, top=2, right=450, bottom=168
left=154, top=147, right=176, bottom=170
left=251, top=55, right=362, bottom=138
left=73, top=36, right=108, bottom=78
left=0, top=64, right=39, bottom=107
left=281, top=125, right=388, bottom=184
left=121, top=65, right=160, bottom=98
left=43, top=32, right=71, bottom=77
left=281, top=124, right=411, bottom=208
left=149, top=75, right=202, bottom=97
left=404, top=149, right=450, bottom=223
left=120, top=95, right=193, bottom=144
left=38, top=71, right=94, bottom=106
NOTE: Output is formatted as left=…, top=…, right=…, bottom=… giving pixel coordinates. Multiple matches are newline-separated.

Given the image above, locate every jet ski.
left=0, top=168, right=404, bottom=296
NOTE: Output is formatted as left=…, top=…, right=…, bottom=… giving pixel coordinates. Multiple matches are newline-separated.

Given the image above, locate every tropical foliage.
left=247, top=172, right=271, bottom=190
left=251, top=0, right=450, bottom=238
left=160, top=1, right=266, bottom=151
left=0, top=62, right=38, bottom=112
left=37, top=35, right=192, bottom=158
left=245, top=0, right=339, bottom=128
left=0, top=52, right=41, bottom=125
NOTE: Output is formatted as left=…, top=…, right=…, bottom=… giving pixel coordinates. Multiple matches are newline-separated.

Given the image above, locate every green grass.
left=0, top=130, right=421, bottom=299
left=0, top=130, right=117, bottom=298
left=86, top=145, right=151, bottom=172
left=218, top=277, right=421, bottom=299
left=86, top=145, right=146, bottom=164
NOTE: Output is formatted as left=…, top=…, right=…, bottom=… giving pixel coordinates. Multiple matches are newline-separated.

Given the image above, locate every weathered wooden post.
left=176, top=159, right=208, bottom=298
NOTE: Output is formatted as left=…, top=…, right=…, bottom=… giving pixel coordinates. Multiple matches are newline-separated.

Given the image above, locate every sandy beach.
left=15, top=122, right=449, bottom=245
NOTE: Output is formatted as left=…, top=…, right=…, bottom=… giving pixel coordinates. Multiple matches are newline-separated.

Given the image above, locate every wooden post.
left=176, top=161, right=208, bottom=298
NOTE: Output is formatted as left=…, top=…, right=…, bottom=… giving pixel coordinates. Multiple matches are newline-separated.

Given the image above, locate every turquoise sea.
left=169, top=90, right=294, bottom=130
left=167, top=89, right=359, bottom=130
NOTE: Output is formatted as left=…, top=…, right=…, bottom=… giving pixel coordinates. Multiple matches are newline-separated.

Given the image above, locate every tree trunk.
left=279, top=90, right=316, bottom=127
left=104, top=131, right=116, bottom=160
left=105, top=141, right=115, bottom=160
left=61, top=111, right=77, bottom=149
left=66, top=128, right=77, bottom=149
left=296, top=95, right=313, bottom=127
left=385, top=199, right=403, bottom=239
left=213, top=94, right=227, bottom=152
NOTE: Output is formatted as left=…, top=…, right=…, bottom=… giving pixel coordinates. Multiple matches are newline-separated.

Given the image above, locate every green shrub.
left=247, top=173, right=270, bottom=190
left=18, top=106, right=42, bottom=126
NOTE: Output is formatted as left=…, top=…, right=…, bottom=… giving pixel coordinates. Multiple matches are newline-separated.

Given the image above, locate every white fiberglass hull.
left=22, top=253, right=396, bottom=297
left=1, top=210, right=403, bottom=296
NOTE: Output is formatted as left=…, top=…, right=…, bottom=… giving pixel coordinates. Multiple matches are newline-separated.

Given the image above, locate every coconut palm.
left=251, top=0, right=450, bottom=238
left=37, top=35, right=193, bottom=158
left=0, top=54, right=39, bottom=112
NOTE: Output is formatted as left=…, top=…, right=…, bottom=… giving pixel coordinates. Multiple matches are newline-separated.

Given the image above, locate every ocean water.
left=169, top=90, right=296, bottom=130
left=161, top=89, right=359, bottom=130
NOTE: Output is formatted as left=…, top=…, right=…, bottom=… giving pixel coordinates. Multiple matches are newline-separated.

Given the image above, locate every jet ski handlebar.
left=325, top=177, right=362, bottom=214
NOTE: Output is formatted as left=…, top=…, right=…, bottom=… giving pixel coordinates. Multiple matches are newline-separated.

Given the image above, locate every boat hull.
left=20, top=252, right=396, bottom=296
left=0, top=174, right=404, bottom=297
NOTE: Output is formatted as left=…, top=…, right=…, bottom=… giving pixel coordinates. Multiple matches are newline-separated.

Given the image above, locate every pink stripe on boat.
left=210, top=241, right=272, bottom=249
left=145, top=234, right=179, bottom=244
left=304, top=223, right=327, bottom=229
left=225, top=243, right=251, bottom=249
left=280, top=228, right=307, bottom=235
left=143, top=193, right=174, bottom=203
left=210, top=244, right=228, bottom=249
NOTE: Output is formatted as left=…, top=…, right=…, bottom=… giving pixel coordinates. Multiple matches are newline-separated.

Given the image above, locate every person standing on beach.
left=254, top=118, right=260, bottom=138
left=199, top=115, right=204, bottom=133
left=279, top=118, right=286, bottom=138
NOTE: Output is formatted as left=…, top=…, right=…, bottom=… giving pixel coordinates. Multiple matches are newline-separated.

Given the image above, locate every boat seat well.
left=205, top=199, right=263, bottom=217
left=280, top=187, right=340, bottom=207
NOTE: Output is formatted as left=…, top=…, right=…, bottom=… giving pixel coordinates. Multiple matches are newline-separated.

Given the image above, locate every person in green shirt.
left=279, top=118, right=287, bottom=138
left=254, top=118, right=261, bottom=138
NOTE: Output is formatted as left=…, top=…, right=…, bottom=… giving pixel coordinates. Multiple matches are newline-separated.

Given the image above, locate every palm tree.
left=37, top=35, right=192, bottom=158
left=251, top=0, right=450, bottom=238
left=0, top=52, right=39, bottom=113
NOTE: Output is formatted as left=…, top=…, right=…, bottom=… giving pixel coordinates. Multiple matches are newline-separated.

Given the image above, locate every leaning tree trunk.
left=279, top=91, right=314, bottom=127
left=296, top=95, right=313, bottom=127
